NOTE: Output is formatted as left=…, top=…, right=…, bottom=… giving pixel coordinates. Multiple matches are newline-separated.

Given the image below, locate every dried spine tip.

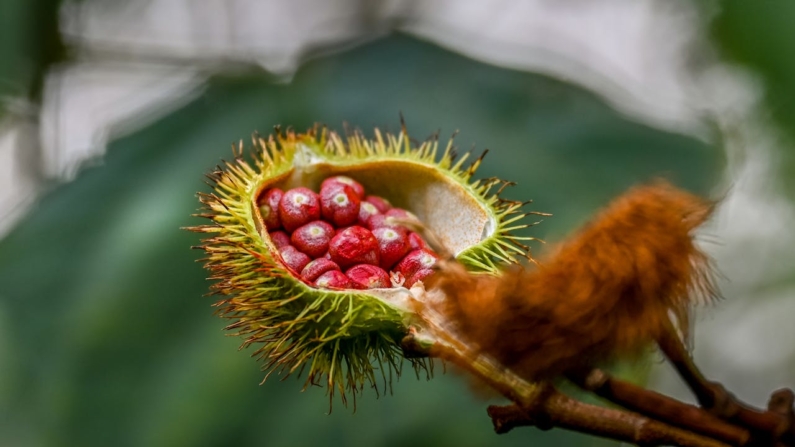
left=425, top=181, right=717, bottom=382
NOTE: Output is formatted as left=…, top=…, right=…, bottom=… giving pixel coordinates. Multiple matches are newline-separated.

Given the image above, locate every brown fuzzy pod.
left=424, top=181, right=717, bottom=382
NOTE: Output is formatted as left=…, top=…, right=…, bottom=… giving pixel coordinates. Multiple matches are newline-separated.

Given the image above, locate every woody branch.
left=403, top=332, right=740, bottom=447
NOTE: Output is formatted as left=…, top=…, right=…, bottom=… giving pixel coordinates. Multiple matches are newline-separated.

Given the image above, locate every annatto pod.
left=188, top=125, right=532, bottom=406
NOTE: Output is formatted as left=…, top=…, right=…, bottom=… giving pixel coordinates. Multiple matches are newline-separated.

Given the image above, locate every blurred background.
left=1, top=1, right=794, bottom=446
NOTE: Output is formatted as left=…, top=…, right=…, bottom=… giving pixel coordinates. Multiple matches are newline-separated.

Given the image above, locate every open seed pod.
left=189, top=125, right=532, bottom=405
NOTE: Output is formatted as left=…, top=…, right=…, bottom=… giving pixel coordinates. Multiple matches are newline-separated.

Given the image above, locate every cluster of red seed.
left=258, top=176, right=439, bottom=290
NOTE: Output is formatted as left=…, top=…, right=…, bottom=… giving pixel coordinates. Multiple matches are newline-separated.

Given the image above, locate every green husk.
left=189, top=125, right=532, bottom=406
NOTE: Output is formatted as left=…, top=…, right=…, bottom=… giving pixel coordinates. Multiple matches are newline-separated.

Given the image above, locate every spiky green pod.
left=189, top=125, right=532, bottom=406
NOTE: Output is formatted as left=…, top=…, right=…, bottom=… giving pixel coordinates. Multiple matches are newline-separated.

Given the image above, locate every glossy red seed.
left=328, top=226, right=380, bottom=269
left=364, top=195, right=392, bottom=213
left=279, top=245, right=311, bottom=273
left=405, top=268, right=435, bottom=288
left=367, top=208, right=418, bottom=232
left=258, top=188, right=283, bottom=230
left=385, top=208, right=417, bottom=221
left=366, top=214, right=402, bottom=232
left=291, top=220, right=335, bottom=259
left=279, top=187, right=320, bottom=232
left=321, top=176, right=365, bottom=199
left=301, top=258, right=341, bottom=282
left=346, top=264, right=390, bottom=289
left=394, top=249, right=438, bottom=281
left=315, top=270, right=356, bottom=289
left=357, top=201, right=380, bottom=227
left=407, top=232, right=429, bottom=251
left=268, top=230, right=290, bottom=249
left=372, top=227, right=411, bottom=270
left=320, top=184, right=361, bottom=227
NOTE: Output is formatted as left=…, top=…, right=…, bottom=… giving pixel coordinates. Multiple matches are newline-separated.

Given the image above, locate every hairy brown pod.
left=424, top=180, right=717, bottom=381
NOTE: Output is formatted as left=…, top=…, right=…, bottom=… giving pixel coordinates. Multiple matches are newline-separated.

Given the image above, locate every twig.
left=567, top=368, right=750, bottom=446
left=402, top=332, right=730, bottom=447
left=769, top=389, right=795, bottom=421
left=487, top=394, right=730, bottom=447
left=657, top=323, right=795, bottom=444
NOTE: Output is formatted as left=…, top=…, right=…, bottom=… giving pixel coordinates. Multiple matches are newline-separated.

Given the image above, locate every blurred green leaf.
left=0, top=34, right=721, bottom=446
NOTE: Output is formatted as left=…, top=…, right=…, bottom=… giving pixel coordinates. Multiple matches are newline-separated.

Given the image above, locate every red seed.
left=315, top=270, right=356, bottom=289
left=367, top=209, right=418, bottom=232
left=408, top=232, right=429, bottom=251
left=279, top=245, right=311, bottom=273
left=268, top=230, right=290, bottom=249
left=385, top=208, right=417, bottom=221
left=364, top=195, right=392, bottom=213
left=258, top=188, right=283, bottom=230
left=372, top=227, right=411, bottom=270
left=328, top=226, right=380, bottom=269
left=357, top=201, right=380, bottom=227
left=394, top=249, right=438, bottom=281
left=279, top=187, right=320, bottom=232
left=406, top=268, right=435, bottom=287
left=291, top=220, right=335, bottom=259
left=366, top=214, right=402, bottom=232
left=301, top=258, right=341, bottom=282
left=321, top=176, right=365, bottom=199
left=320, top=184, right=361, bottom=227
left=346, top=264, right=391, bottom=289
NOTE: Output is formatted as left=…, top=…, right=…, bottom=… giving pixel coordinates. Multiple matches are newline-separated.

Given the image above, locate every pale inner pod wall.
left=263, top=143, right=494, bottom=257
